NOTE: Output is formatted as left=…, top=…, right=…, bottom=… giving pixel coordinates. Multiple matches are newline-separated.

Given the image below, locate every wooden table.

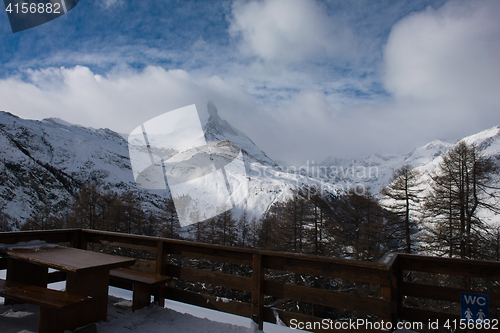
left=1, top=246, right=135, bottom=330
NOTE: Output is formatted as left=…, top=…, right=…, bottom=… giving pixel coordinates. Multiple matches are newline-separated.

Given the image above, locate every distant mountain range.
left=1, top=104, right=499, bottom=229
left=0, top=104, right=334, bottom=228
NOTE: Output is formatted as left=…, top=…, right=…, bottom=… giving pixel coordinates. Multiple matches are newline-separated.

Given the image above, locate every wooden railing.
left=397, top=254, right=500, bottom=325
left=1, top=229, right=499, bottom=332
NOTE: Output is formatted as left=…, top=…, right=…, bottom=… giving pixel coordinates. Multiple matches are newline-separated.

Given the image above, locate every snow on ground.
left=0, top=270, right=416, bottom=333
left=107, top=286, right=300, bottom=333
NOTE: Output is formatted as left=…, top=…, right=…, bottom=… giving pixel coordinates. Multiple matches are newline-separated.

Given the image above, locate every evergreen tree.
left=21, top=205, right=64, bottom=230
left=329, top=189, right=386, bottom=261
left=381, top=165, right=423, bottom=253
left=69, top=183, right=103, bottom=230
left=0, top=213, right=12, bottom=232
left=423, top=141, right=499, bottom=258
left=158, top=198, right=179, bottom=239
left=214, top=210, right=237, bottom=246
left=237, top=210, right=250, bottom=247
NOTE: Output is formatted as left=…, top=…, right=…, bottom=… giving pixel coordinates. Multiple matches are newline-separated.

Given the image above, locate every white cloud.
left=229, top=0, right=356, bottom=64
left=1, top=1, right=500, bottom=167
left=384, top=0, right=500, bottom=113
left=259, top=0, right=500, bottom=165
left=0, top=66, right=256, bottom=135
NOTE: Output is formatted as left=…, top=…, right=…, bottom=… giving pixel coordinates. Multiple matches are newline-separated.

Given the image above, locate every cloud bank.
left=0, top=0, right=499, bottom=166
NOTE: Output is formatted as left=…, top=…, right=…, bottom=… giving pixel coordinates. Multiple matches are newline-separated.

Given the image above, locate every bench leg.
left=132, top=284, right=151, bottom=312
left=39, top=307, right=65, bottom=333
left=153, top=285, right=165, bottom=308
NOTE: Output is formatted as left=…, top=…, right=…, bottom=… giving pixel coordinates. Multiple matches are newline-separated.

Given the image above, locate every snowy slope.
left=0, top=111, right=166, bottom=225
left=415, top=126, right=500, bottom=226
left=313, top=140, right=455, bottom=194
left=373, top=125, right=500, bottom=227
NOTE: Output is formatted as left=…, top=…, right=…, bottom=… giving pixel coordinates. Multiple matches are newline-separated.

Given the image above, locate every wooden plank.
left=165, top=242, right=253, bottom=266
left=7, top=258, right=48, bottom=287
left=109, top=276, right=133, bottom=291
left=159, top=242, right=169, bottom=276
left=165, top=286, right=252, bottom=318
left=264, top=280, right=390, bottom=317
left=65, top=269, right=109, bottom=329
left=83, top=230, right=158, bottom=249
left=263, top=255, right=391, bottom=286
left=130, top=259, right=156, bottom=274
left=165, top=264, right=251, bottom=291
left=399, top=254, right=500, bottom=279
left=98, top=240, right=156, bottom=252
left=156, top=240, right=163, bottom=274
left=252, top=254, right=265, bottom=330
left=110, top=268, right=171, bottom=286
left=402, top=282, right=500, bottom=307
left=156, top=242, right=167, bottom=309
left=0, top=229, right=77, bottom=245
left=132, top=283, right=151, bottom=311
left=0, top=278, right=29, bottom=290
left=70, top=229, right=82, bottom=249
left=0, top=284, right=92, bottom=310
left=39, top=307, right=65, bottom=333
left=378, top=253, right=399, bottom=267
left=259, top=249, right=390, bottom=270
left=378, top=253, right=400, bottom=326
left=4, top=247, right=135, bottom=274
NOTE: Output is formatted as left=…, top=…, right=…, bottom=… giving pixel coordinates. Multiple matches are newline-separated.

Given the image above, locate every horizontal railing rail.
left=0, top=229, right=80, bottom=247
left=397, top=254, right=500, bottom=324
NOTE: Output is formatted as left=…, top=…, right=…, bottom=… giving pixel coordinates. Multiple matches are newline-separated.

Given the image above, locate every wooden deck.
left=1, top=229, right=499, bottom=332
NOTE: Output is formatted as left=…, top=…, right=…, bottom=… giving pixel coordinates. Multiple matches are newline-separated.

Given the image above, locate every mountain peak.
left=202, top=102, right=277, bottom=167
left=207, top=100, right=218, bottom=118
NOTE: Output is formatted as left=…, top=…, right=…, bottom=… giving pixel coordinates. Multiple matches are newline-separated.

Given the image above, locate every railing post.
left=251, top=253, right=264, bottom=331
left=71, top=229, right=87, bottom=250
left=379, top=253, right=401, bottom=331
left=156, top=240, right=164, bottom=275
left=155, top=240, right=166, bottom=307
left=70, top=229, right=80, bottom=248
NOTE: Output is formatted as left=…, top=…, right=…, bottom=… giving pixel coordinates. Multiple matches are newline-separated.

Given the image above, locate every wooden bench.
left=0, top=279, right=92, bottom=333
left=109, top=268, right=171, bottom=311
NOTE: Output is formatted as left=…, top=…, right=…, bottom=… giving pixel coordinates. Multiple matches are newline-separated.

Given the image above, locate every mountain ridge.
left=1, top=106, right=499, bottom=230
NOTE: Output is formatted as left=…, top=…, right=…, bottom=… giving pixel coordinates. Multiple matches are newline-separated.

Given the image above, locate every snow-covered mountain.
left=0, top=111, right=146, bottom=226
left=320, top=125, right=500, bottom=225
left=1, top=102, right=498, bottom=231
left=413, top=126, right=500, bottom=226
left=317, top=140, right=457, bottom=194
left=0, top=103, right=333, bottom=229
left=202, top=101, right=277, bottom=167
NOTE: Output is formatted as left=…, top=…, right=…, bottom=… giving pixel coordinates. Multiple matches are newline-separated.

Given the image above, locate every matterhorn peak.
left=207, top=100, right=218, bottom=119
left=201, top=101, right=277, bottom=167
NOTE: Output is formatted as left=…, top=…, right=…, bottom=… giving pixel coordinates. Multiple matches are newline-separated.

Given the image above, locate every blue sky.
left=1, top=0, right=499, bottom=165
